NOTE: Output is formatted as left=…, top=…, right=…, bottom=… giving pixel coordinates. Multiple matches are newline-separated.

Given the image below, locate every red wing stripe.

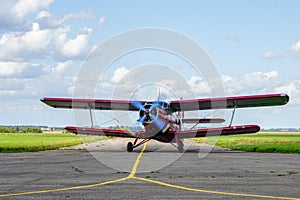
left=176, top=125, right=260, bottom=138
left=170, top=93, right=289, bottom=111
left=40, top=98, right=146, bottom=111
left=65, top=126, right=138, bottom=138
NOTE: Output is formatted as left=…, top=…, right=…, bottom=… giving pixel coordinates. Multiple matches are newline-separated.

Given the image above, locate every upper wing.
left=40, top=97, right=146, bottom=111
left=169, top=93, right=289, bottom=111
left=176, top=125, right=260, bottom=138
left=65, top=126, right=140, bottom=138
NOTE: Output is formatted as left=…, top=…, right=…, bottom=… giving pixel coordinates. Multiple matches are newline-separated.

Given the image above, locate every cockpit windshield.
left=145, top=101, right=169, bottom=109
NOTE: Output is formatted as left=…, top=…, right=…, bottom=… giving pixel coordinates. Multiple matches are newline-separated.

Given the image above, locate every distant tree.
left=21, top=127, right=43, bottom=133
left=0, top=126, right=17, bottom=133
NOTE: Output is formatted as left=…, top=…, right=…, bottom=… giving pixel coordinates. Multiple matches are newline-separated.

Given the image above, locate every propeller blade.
left=137, top=115, right=146, bottom=123
left=131, top=101, right=145, bottom=111
left=150, top=114, right=166, bottom=130
left=150, top=101, right=160, bottom=110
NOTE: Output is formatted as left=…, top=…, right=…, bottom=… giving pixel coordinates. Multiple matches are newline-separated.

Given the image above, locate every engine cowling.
left=138, top=103, right=158, bottom=124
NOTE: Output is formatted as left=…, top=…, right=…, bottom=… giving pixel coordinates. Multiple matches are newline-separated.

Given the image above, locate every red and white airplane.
left=41, top=93, right=289, bottom=152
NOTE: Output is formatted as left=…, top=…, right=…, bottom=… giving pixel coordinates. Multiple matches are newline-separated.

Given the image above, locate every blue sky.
left=0, top=0, right=299, bottom=128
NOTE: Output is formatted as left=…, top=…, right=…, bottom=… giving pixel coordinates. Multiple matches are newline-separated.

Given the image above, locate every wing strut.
left=88, top=103, right=94, bottom=128
left=229, top=101, right=237, bottom=126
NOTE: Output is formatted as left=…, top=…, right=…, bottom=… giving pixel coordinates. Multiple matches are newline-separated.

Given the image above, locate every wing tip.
left=280, top=93, right=289, bottom=105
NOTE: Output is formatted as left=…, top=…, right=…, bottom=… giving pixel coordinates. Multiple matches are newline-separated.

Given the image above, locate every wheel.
left=177, top=141, right=184, bottom=153
left=127, top=142, right=133, bottom=152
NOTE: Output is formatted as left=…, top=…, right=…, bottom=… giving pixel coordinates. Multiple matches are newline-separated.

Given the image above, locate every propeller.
left=131, top=101, right=145, bottom=111
left=149, top=112, right=166, bottom=130
left=133, top=100, right=167, bottom=131
left=137, top=114, right=146, bottom=123
left=150, top=101, right=160, bottom=110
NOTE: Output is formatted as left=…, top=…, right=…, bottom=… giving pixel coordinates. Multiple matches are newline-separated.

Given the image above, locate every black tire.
left=127, top=142, right=133, bottom=152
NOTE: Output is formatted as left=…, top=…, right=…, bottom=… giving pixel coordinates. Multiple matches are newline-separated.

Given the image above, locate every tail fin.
left=157, top=88, right=161, bottom=101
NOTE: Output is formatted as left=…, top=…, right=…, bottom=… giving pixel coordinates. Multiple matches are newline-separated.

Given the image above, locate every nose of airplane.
left=145, top=109, right=150, bottom=115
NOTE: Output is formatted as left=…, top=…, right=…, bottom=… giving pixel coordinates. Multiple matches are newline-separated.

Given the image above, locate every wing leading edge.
left=41, top=97, right=146, bottom=111
left=41, top=93, right=289, bottom=112
left=65, top=126, right=140, bottom=138
left=176, top=125, right=260, bottom=138
left=169, top=93, right=289, bottom=111
left=66, top=125, right=260, bottom=139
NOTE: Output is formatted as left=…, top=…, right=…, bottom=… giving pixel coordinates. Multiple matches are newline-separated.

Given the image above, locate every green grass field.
left=0, top=131, right=104, bottom=153
left=194, top=132, right=300, bottom=153
left=1, top=131, right=300, bottom=153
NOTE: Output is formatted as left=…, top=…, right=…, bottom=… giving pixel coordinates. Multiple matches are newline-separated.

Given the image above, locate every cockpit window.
left=145, top=101, right=169, bottom=109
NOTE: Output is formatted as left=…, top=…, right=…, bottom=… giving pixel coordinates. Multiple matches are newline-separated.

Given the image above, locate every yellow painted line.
left=1, top=142, right=299, bottom=200
left=0, top=177, right=129, bottom=197
left=0, top=143, right=148, bottom=198
left=128, top=142, right=147, bottom=178
left=134, top=177, right=300, bottom=200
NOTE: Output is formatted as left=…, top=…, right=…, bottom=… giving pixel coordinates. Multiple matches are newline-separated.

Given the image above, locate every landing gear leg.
left=177, top=140, right=184, bottom=153
left=127, top=142, right=133, bottom=152
left=127, top=138, right=150, bottom=152
left=174, top=133, right=184, bottom=153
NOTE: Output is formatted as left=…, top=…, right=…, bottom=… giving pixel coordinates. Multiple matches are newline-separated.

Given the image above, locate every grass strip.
left=0, top=132, right=104, bottom=153
left=194, top=132, right=300, bottom=154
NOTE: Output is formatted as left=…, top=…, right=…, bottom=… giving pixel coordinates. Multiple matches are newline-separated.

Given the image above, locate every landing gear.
left=177, top=140, right=184, bottom=153
left=127, top=142, right=133, bottom=152
left=174, top=133, right=184, bottom=153
left=127, top=136, right=150, bottom=152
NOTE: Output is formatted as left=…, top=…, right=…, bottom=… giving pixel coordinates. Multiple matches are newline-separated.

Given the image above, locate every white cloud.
left=44, top=60, right=73, bottom=75
left=187, top=71, right=283, bottom=97
left=61, top=11, right=93, bottom=22
left=111, top=67, right=130, bottom=83
left=13, top=0, right=54, bottom=19
left=0, top=78, right=26, bottom=90
left=97, top=17, right=106, bottom=27
left=0, top=0, right=53, bottom=30
left=0, top=61, right=29, bottom=77
left=35, top=10, right=61, bottom=28
left=185, top=71, right=300, bottom=106
left=225, top=34, right=240, bottom=43
left=55, top=60, right=73, bottom=74
left=226, top=71, right=281, bottom=95
left=186, top=76, right=210, bottom=96
left=275, top=80, right=300, bottom=104
left=290, top=40, right=300, bottom=52
left=53, top=27, right=95, bottom=59
left=0, top=22, right=52, bottom=61
left=0, top=90, right=18, bottom=96
left=0, top=21, right=95, bottom=61
left=0, top=1, right=97, bottom=62
left=262, top=51, right=284, bottom=59
left=289, top=40, right=300, bottom=58
left=36, top=10, right=93, bottom=29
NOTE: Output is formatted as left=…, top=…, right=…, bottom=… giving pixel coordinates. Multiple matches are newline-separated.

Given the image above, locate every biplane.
left=41, top=93, right=289, bottom=152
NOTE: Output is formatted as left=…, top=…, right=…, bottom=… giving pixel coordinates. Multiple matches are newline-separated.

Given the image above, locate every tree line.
left=0, top=126, right=42, bottom=133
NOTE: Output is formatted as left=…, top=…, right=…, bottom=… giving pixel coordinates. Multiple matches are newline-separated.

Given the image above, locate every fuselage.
left=138, top=101, right=180, bottom=143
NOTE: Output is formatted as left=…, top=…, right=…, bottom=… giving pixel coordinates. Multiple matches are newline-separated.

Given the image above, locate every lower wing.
left=66, top=125, right=260, bottom=139
left=176, top=125, right=260, bottom=138
left=65, top=126, right=140, bottom=138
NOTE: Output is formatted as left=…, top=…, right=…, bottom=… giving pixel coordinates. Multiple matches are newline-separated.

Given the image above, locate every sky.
left=0, top=0, right=299, bottom=128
